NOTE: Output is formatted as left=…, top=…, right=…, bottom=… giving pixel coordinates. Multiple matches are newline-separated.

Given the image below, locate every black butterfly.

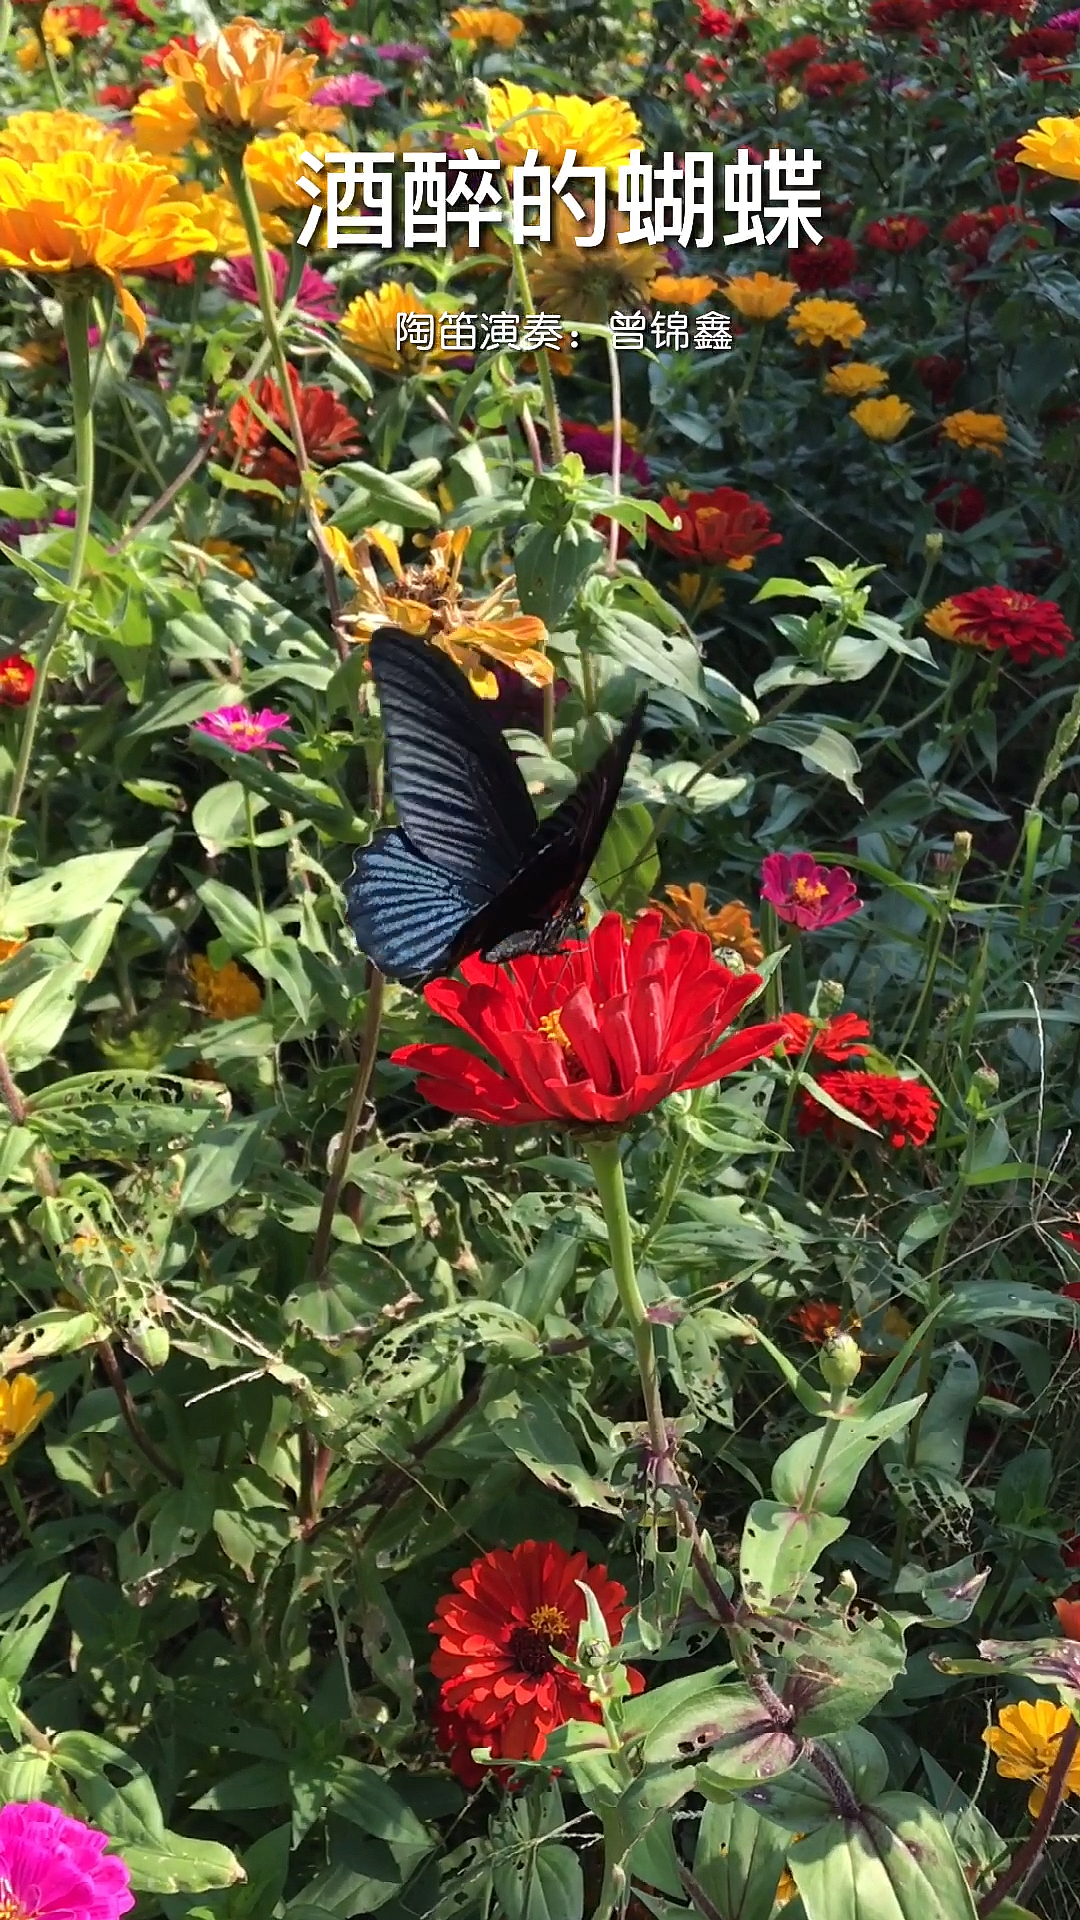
left=345, top=629, right=646, bottom=984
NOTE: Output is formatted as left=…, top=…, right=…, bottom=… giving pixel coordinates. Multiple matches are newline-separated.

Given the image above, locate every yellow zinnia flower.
left=787, top=298, right=867, bottom=350
left=131, top=85, right=201, bottom=157
left=850, top=395, right=913, bottom=441
left=655, top=885, right=764, bottom=963
left=243, top=129, right=338, bottom=212
left=823, top=361, right=889, bottom=397
left=671, top=571, right=725, bottom=613
left=0, top=151, right=217, bottom=342
left=488, top=80, right=642, bottom=177
left=341, top=282, right=451, bottom=376
left=163, top=16, right=340, bottom=141
left=1017, top=113, right=1080, bottom=180
left=0, top=1374, right=54, bottom=1466
left=531, top=197, right=664, bottom=324
left=448, top=6, right=524, bottom=48
left=722, top=271, right=799, bottom=321
left=984, top=1699, right=1080, bottom=1818
left=15, top=5, right=91, bottom=67
left=650, top=272, right=718, bottom=306
left=0, top=109, right=130, bottom=165
left=190, top=954, right=263, bottom=1019
left=941, top=409, right=1008, bottom=456
left=201, top=539, right=256, bottom=579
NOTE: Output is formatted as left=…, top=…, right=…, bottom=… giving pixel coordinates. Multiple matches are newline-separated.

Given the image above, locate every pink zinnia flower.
left=760, top=852, right=862, bottom=931
left=218, top=251, right=338, bottom=320
left=373, top=40, right=429, bottom=61
left=0, top=1801, right=134, bottom=1920
left=193, top=704, right=291, bottom=753
left=562, top=421, right=652, bottom=486
left=1048, top=7, right=1080, bottom=23
left=312, top=73, right=387, bottom=107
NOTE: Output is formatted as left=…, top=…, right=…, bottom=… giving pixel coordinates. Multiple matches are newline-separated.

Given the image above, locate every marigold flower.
left=789, top=1299, right=843, bottom=1344
left=0, top=1374, right=54, bottom=1464
left=448, top=6, right=524, bottom=48
left=928, top=480, right=986, bottom=530
left=651, top=272, right=718, bottom=305
left=722, top=270, right=799, bottom=319
left=798, top=1071, right=940, bottom=1149
left=761, top=852, right=861, bottom=930
left=787, top=235, right=858, bottom=292
left=851, top=394, right=914, bottom=440
left=192, top=703, right=291, bottom=752
left=341, top=282, right=449, bottom=375
left=223, top=364, right=361, bottom=488
left=864, top=213, right=930, bottom=251
left=531, top=199, right=664, bottom=322
left=984, top=1699, right=1080, bottom=1818
left=788, top=297, right=867, bottom=349
left=392, top=910, right=787, bottom=1128
left=430, top=1541, right=644, bottom=1773
left=1017, top=113, right=1080, bottom=178
left=941, top=408, right=1008, bottom=455
left=655, top=884, right=764, bottom=962
left=928, top=586, right=1073, bottom=664
left=190, top=954, right=263, bottom=1019
left=129, top=84, right=202, bottom=154
left=0, top=151, right=215, bottom=343
left=764, top=33, right=824, bottom=79
left=650, top=485, right=780, bottom=570
left=781, top=1011, right=872, bottom=1061
left=487, top=80, right=642, bottom=176
left=823, top=361, right=889, bottom=396
left=200, top=538, right=255, bottom=578
left=0, top=653, right=35, bottom=705
left=803, top=58, right=869, bottom=95
left=163, top=17, right=342, bottom=141
left=0, top=1801, right=133, bottom=1920
left=869, top=0, right=933, bottom=28
left=0, top=109, right=130, bottom=165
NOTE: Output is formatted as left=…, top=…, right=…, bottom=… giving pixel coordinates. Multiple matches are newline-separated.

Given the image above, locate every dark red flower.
left=1021, top=51, right=1073, bottom=78
left=685, top=71, right=710, bottom=98
left=696, top=0, right=748, bottom=38
left=142, top=32, right=198, bottom=68
left=224, top=365, right=361, bottom=490
left=96, top=81, right=145, bottom=107
left=301, top=14, right=347, bottom=56
left=430, top=1541, right=644, bottom=1769
left=789, top=1300, right=843, bottom=1343
left=651, top=486, right=780, bottom=568
left=929, top=480, right=987, bottom=530
left=864, top=213, right=931, bottom=251
left=781, top=1011, right=872, bottom=1061
left=788, top=233, right=858, bottom=290
left=110, top=0, right=152, bottom=20
left=391, top=911, right=787, bottom=1128
left=0, top=655, right=35, bottom=706
left=943, top=205, right=1018, bottom=261
left=915, top=353, right=963, bottom=404
left=944, top=586, right=1073, bottom=664
left=803, top=58, right=870, bottom=94
left=798, top=1071, right=940, bottom=1149
left=433, top=1700, right=489, bottom=1790
left=868, top=0, right=933, bottom=28
left=764, top=32, right=825, bottom=77
left=142, top=256, right=197, bottom=285
left=1004, top=24, right=1077, bottom=54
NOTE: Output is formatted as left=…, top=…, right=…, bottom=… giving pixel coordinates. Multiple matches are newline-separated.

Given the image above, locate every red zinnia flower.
left=798, top=1071, right=940, bottom=1149
left=52, top=4, right=107, bottom=35
left=301, top=15, right=348, bottom=56
left=696, top=0, right=748, bottom=38
left=789, top=1300, right=843, bottom=1343
left=1022, top=51, right=1073, bottom=77
left=915, top=354, right=963, bottom=405
left=430, top=1541, right=644, bottom=1770
left=943, top=205, right=1018, bottom=262
left=1005, top=24, right=1077, bottom=54
left=943, top=586, right=1073, bottom=664
left=760, top=852, right=861, bottom=931
left=391, top=911, right=787, bottom=1128
left=110, top=0, right=152, bottom=20
left=864, top=213, right=930, bottom=251
left=929, top=480, right=987, bottom=530
left=869, top=0, right=933, bottom=28
left=0, top=654, right=35, bottom=706
left=650, top=485, right=780, bottom=569
left=224, top=365, right=361, bottom=489
left=782, top=1011, right=872, bottom=1061
left=96, top=81, right=145, bottom=107
left=764, top=32, right=824, bottom=77
left=788, top=233, right=858, bottom=291
left=142, top=32, right=198, bottom=68
left=803, top=58, right=870, bottom=94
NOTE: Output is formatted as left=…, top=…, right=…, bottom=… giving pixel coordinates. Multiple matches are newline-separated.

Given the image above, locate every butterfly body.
left=345, top=630, right=645, bottom=983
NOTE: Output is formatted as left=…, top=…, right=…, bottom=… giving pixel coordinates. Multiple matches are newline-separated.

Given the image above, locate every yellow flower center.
left=530, top=1604, right=571, bottom=1640
left=791, top=878, right=829, bottom=906
left=0, top=1880, right=28, bottom=1920
left=539, top=1008, right=572, bottom=1049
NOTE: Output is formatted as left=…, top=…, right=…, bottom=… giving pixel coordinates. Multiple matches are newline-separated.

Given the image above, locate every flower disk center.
left=507, top=1604, right=571, bottom=1676
left=538, top=1008, right=571, bottom=1049
left=0, top=1879, right=28, bottom=1920
left=791, top=878, right=829, bottom=905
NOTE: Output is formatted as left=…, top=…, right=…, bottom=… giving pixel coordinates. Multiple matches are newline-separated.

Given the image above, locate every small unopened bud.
left=813, top=978, right=845, bottom=1018
left=952, top=830, right=973, bottom=868
left=1063, top=792, right=1079, bottom=823
left=715, top=946, right=747, bottom=975
left=972, top=1064, right=999, bottom=1099
left=820, top=1331, right=862, bottom=1390
left=924, top=530, right=944, bottom=558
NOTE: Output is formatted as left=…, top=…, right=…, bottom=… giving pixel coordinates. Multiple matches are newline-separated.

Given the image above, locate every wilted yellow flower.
left=201, top=539, right=255, bottom=578
left=1017, top=113, right=1080, bottom=179
left=531, top=198, right=664, bottom=324
left=488, top=80, right=642, bottom=176
left=984, top=1699, right=1080, bottom=1818
left=0, top=1374, right=54, bottom=1466
left=851, top=394, right=913, bottom=441
left=655, top=885, right=764, bottom=963
left=190, top=954, right=263, bottom=1019
left=163, top=17, right=340, bottom=141
left=941, top=408, right=1008, bottom=456
left=341, top=282, right=450, bottom=376
left=0, top=110, right=130, bottom=165
left=722, top=271, right=798, bottom=321
left=650, top=272, right=718, bottom=305
left=448, top=6, right=524, bottom=47
left=672, top=571, right=725, bottom=613
left=788, top=298, right=867, bottom=350
left=925, top=598, right=987, bottom=647
left=823, top=361, right=889, bottom=397
left=0, top=152, right=217, bottom=342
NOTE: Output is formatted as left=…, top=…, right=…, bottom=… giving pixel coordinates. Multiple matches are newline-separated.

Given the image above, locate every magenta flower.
left=0, top=1801, right=134, bottom=1920
left=760, top=852, right=862, bottom=931
left=193, top=704, right=291, bottom=753
left=312, top=73, right=387, bottom=107
left=372, top=41, right=429, bottom=62
left=1047, top=7, right=1080, bottom=23
left=562, top=420, right=652, bottom=486
left=219, top=251, right=338, bottom=320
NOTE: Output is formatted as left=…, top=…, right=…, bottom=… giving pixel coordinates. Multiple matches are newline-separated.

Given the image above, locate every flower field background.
left=0, top=1, right=1079, bottom=1917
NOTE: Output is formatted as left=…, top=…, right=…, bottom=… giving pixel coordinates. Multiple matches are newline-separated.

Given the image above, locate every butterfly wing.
left=344, top=827, right=490, bottom=983
left=369, top=630, right=539, bottom=891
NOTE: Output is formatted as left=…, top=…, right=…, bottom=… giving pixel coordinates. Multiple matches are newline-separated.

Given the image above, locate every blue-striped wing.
left=344, top=828, right=490, bottom=983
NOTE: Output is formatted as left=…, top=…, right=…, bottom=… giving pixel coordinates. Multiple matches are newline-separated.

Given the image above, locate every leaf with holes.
left=0, top=1577, right=67, bottom=1688
left=631, top=1684, right=802, bottom=1811
left=789, top=1793, right=977, bottom=1920
left=740, top=1502, right=849, bottom=1612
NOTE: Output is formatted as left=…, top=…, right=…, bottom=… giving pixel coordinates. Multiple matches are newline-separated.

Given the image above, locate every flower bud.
left=952, top=830, right=973, bottom=868
left=813, top=978, right=845, bottom=1018
left=1062, top=792, right=1079, bottom=823
left=820, top=1331, right=862, bottom=1390
left=924, top=530, right=944, bottom=558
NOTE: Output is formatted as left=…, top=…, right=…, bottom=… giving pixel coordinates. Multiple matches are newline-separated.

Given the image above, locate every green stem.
left=308, top=967, right=386, bottom=1283
left=33, top=18, right=66, bottom=108
left=586, top=1137, right=668, bottom=1469
left=641, top=1123, right=693, bottom=1256
left=0, top=291, right=95, bottom=904
left=897, top=860, right=963, bottom=1061
left=1, top=1467, right=35, bottom=1547
left=798, top=1386, right=845, bottom=1514
left=244, top=788, right=274, bottom=1020
left=508, top=234, right=565, bottom=460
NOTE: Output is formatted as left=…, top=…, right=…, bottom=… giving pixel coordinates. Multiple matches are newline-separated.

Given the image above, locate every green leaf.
left=741, top=1731, right=890, bottom=1835
left=486, top=1383, right=622, bottom=1513
left=739, top=1502, right=848, bottom=1611
left=501, top=1223, right=581, bottom=1322
left=757, top=716, right=863, bottom=799
left=584, top=599, right=707, bottom=704
left=0, top=1576, right=67, bottom=1687
left=194, top=879, right=265, bottom=952
left=771, top=1399, right=925, bottom=1516
left=332, top=458, right=442, bottom=530
left=5, top=847, right=149, bottom=926
left=515, top=521, right=605, bottom=627
left=635, top=1684, right=802, bottom=1809
left=179, top=1115, right=278, bottom=1215
left=118, top=1833, right=246, bottom=1895
left=789, top=1794, right=977, bottom=1920
left=590, top=802, right=659, bottom=916
left=915, top=1346, right=979, bottom=1477
left=690, top=1796, right=789, bottom=1920
left=492, top=1840, right=583, bottom=1920
left=0, top=487, right=47, bottom=517
left=778, top=1607, right=908, bottom=1736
